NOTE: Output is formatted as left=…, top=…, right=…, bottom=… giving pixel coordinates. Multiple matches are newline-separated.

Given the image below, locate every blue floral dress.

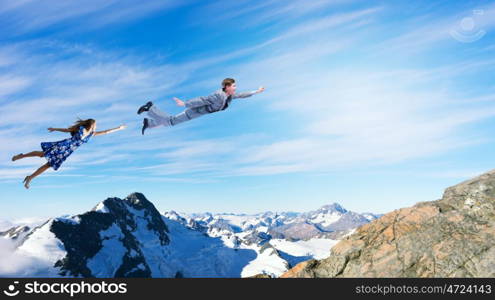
left=41, top=125, right=93, bottom=171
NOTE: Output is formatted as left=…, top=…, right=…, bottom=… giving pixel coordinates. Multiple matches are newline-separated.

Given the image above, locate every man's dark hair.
left=222, top=78, right=235, bottom=91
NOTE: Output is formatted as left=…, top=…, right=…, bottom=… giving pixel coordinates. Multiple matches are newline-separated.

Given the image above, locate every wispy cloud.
left=262, top=6, right=383, bottom=45
left=1, top=1, right=494, bottom=186
left=116, top=6, right=495, bottom=178
left=0, top=238, right=54, bottom=277
left=0, top=76, right=31, bottom=98
left=188, top=0, right=357, bottom=30
left=373, top=2, right=495, bottom=53
left=0, top=0, right=188, bottom=35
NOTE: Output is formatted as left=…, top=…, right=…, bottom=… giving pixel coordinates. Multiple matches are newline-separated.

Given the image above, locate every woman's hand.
left=48, top=127, right=56, bottom=132
left=118, top=124, right=127, bottom=130
left=256, top=86, right=265, bottom=93
left=173, top=97, right=185, bottom=107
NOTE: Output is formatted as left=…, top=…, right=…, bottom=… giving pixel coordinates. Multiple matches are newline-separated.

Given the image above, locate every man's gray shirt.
left=184, top=89, right=257, bottom=113
left=146, top=88, right=258, bottom=127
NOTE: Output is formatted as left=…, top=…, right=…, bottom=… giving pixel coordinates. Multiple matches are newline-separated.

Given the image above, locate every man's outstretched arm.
left=232, top=86, right=265, bottom=99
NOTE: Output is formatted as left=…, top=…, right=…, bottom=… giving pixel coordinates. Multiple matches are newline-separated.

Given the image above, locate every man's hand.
left=118, top=124, right=127, bottom=130
left=256, top=86, right=265, bottom=93
left=173, top=97, right=185, bottom=107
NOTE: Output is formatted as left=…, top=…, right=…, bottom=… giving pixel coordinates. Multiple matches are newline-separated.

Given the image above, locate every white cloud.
left=263, top=6, right=382, bottom=45
left=0, top=236, right=57, bottom=277
left=1, top=3, right=495, bottom=183
left=0, top=76, right=30, bottom=98
left=373, top=2, right=495, bottom=53
left=0, top=0, right=188, bottom=35
left=0, top=220, right=13, bottom=231
left=189, top=0, right=357, bottom=29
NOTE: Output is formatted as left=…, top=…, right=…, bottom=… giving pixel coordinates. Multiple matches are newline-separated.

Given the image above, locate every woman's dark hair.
left=68, top=118, right=95, bottom=136
left=222, top=78, right=235, bottom=91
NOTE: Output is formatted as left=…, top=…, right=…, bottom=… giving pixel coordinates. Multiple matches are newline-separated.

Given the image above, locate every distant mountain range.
left=0, top=194, right=380, bottom=278
left=167, top=202, right=381, bottom=242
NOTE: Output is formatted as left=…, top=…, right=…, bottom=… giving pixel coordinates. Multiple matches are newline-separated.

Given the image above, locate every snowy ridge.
left=181, top=202, right=381, bottom=242
left=1, top=194, right=380, bottom=278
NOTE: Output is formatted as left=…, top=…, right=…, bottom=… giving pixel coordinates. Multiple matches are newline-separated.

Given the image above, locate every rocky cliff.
left=281, top=169, right=495, bottom=277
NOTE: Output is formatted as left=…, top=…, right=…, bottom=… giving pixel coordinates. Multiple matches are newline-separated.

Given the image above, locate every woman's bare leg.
left=24, top=163, right=50, bottom=189
left=12, top=151, right=44, bottom=161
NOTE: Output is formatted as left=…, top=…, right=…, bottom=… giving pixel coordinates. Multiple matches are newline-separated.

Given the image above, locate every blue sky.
left=1, top=0, right=495, bottom=221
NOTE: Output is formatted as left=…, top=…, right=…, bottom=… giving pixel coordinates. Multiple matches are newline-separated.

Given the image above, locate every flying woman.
left=11, top=119, right=126, bottom=189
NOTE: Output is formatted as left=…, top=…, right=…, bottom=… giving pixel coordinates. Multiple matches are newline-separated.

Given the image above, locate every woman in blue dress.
left=11, top=119, right=126, bottom=189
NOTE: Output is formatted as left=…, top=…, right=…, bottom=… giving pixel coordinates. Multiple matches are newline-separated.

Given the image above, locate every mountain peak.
left=49, top=193, right=170, bottom=277
left=318, top=203, right=347, bottom=214
left=439, top=169, right=495, bottom=214
left=6, top=191, right=382, bottom=278
left=124, top=192, right=151, bottom=205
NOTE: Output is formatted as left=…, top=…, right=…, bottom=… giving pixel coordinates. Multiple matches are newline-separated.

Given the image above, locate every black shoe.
left=142, top=118, right=149, bottom=135
left=137, top=101, right=153, bottom=114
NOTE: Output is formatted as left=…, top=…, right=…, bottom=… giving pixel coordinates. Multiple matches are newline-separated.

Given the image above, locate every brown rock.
left=247, top=274, right=273, bottom=278
left=280, top=169, right=495, bottom=278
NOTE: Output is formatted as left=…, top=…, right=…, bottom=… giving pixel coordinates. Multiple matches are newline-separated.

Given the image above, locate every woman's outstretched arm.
left=93, top=124, right=126, bottom=136
left=48, top=127, right=70, bottom=132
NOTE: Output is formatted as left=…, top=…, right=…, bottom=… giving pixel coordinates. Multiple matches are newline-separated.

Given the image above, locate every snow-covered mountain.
left=1, top=193, right=380, bottom=278
left=0, top=225, right=31, bottom=243
left=179, top=202, right=381, bottom=242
